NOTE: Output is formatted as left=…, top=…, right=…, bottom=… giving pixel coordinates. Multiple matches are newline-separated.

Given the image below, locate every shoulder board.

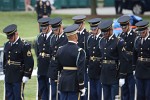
left=99, top=36, right=104, bottom=43
left=21, top=39, right=26, bottom=43
left=117, top=36, right=124, bottom=45
left=78, top=48, right=82, bottom=51
left=21, top=39, right=30, bottom=45
left=117, top=36, right=123, bottom=41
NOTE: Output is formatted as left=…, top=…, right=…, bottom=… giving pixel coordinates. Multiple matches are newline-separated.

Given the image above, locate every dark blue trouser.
left=121, top=73, right=135, bottom=100
left=136, top=78, right=150, bottom=100
left=102, top=83, right=119, bottom=100
left=38, top=75, right=49, bottom=100
left=5, top=82, right=24, bottom=100
left=60, top=91, right=80, bottom=100
left=90, top=79, right=102, bottom=100
left=49, top=79, right=58, bottom=100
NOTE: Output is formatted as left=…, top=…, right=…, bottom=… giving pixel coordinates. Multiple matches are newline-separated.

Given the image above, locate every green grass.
left=0, top=80, right=4, bottom=100
left=0, top=76, right=37, bottom=100
left=0, top=11, right=150, bottom=100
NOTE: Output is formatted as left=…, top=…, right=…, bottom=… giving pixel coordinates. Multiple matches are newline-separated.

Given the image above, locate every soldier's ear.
left=15, top=32, right=18, bottom=35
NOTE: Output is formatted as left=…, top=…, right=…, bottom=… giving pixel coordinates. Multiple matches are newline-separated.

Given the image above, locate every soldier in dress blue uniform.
left=72, top=15, right=89, bottom=100
left=87, top=18, right=102, bottom=100
left=35, top=17, right=54, bottom=100
left=133, top=20, right=150, bottom=100
left=35, top=0, right=52, bottom=20
left=55, top=24, right=86, bottom=100
left=98, top=20, right=127, bottom=100
left=117, top=15, right=136, bottom=100
left=48, top=17, right=68, bottom=100
left=35, top=0, right=52, bottom=32
left=3, top=24, right=34, bottom=100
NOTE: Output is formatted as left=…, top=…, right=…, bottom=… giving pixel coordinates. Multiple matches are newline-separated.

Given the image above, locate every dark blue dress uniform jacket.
left=3, top=38, right=34, bottom=83
left=133, top=33, right=150, bottom=79
left=56, top=42, right=86, bottom=91
left=119, top=30, right=137, bottom=78
left=35, top=0, right=52, bottom=19
left=77, top=29, right=89, bottom=52
left=99, top=35, right=127, bottom=84
left=87, top=34, right=102, bottom=79
left=47, top=33, right=68, bottom=80
left=35, top=32, right=54, bottom=76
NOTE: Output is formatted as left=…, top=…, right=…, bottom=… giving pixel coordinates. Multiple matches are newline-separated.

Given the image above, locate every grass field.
left=0, top=76, right=37, bottom=100
left=0, top=11, right=150, bottom=100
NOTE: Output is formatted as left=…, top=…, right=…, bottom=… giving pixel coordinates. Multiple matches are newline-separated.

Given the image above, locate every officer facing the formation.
left=87, top=18, right=102, bottom=100
left=72, top=15, right=89, bottom=100
left=36, top=17, right=54, bottom=100
left=133, top=20, right=150, bottom=100
left=3, top=24, right=34, bottom=100
left=118, top=15, right=136, bottom=100
left=55, top=24, right=86, bottom=100
left=99, top=20, right=127, bottom=100
left=48, top=17, right=68, bottom=100
left=35, top=0, right=52, bottom=20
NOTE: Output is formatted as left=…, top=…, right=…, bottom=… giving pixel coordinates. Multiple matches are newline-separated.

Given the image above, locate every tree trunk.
left=90, top=0, right=97, bottom=15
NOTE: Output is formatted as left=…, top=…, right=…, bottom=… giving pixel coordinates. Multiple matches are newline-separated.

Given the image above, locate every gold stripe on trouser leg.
left=21, top=83, right=24, bottom=100
left=78, top=92, right=81, bottom=100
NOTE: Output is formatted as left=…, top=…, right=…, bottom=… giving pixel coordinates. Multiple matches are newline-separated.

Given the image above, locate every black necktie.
left=105, top=39, right=108, bottom=43
left=124, top=33, right=127, bottom=40
left=44, top=34, right=47, bottom=41
left=143, top=39, right=146, bottom=45
left=56, top=35, right=59, bottom=41
left=141, top=39, right=146, bottom=45
left=94, top=36, right=96, bottom=40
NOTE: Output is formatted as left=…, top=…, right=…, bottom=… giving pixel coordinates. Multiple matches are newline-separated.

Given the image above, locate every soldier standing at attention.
left=133, top=20, right=150, bottom=100
left=72, top=15, right=89, bottom=100
left=87, top=18, right=102, bottom=100
left=35, top=0, right=52, bottom=20
left=55, top=24, right=86, bottom=100
left=99, top=20, right=127, bottom=100
left=35, top=17, right=54, bottom=100
left=48, top=17, right=68, bottom=100
left=35, top=0, right=52, bottom=32
left=3, top=24, right=34, bottom=100
left=117, top=15, right=136, bottom=100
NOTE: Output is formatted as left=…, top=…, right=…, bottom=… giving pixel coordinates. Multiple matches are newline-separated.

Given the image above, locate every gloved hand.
left=22, top=76, right=29, bottom=83
left=119, top=79, right=125, bottom=87
left=133, top=71, right=135, bottom=75
left=87, top=68, right=88, bottom=74
left=80, top=88, right=86, bottom=96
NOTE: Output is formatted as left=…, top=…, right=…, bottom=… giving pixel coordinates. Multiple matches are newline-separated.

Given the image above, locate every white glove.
left=87, top=68, right=88, bottom=74
left=133, top=71, right=135, bottom=75
left=80, top=88, right=86, bottom=96
left=119, top=79, right=125, bottom=87
left=22, top=76, right=29, bottom=83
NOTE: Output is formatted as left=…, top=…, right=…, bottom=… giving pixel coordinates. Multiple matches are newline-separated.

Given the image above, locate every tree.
left=90, top=0, right=97, bottom=15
